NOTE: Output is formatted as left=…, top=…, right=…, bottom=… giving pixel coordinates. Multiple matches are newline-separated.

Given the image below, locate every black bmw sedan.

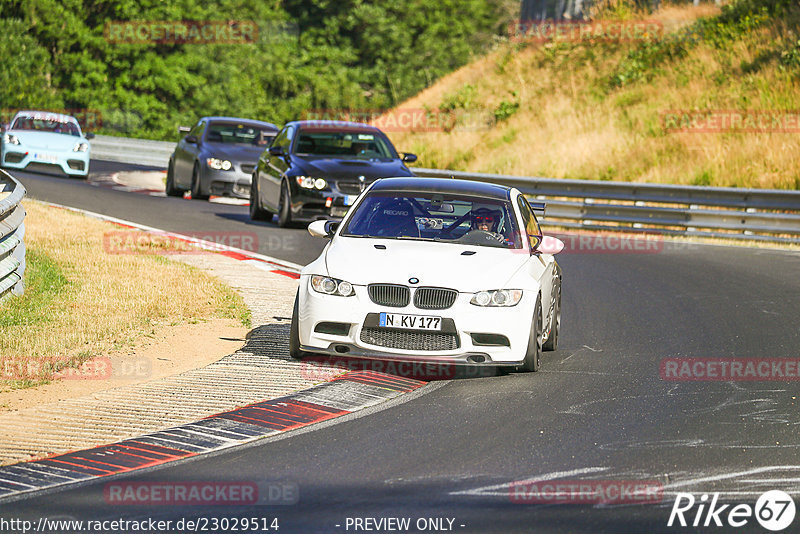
left=167, top=117, right=278, bottom=200
left=249, top=120, right=417, bottom=227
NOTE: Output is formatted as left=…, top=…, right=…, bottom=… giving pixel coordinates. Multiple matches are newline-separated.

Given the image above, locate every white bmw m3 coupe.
left=290, top=177, right=564, bottom=372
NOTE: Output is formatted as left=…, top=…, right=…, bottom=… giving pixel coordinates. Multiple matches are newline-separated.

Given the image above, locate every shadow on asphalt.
left=244, top=323, right=505, bottom=382
left=215, top=211, right=276, bottom=226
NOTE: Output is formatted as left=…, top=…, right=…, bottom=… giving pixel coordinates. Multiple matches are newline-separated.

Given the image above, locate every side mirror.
left=529, top=201, right=546, bottom=218
left=269, top=145, right=285, bottom=157
left=308, top=220, right=338, bottom=239
left=537, top=235, right=565, bottom=255
left=85, top=132, right=95, bottom=140
left=185, top=135, right=198, bottom=144
left=178, top=126, right=191, bottom=134
left=402, top=153, right=417, bottom=163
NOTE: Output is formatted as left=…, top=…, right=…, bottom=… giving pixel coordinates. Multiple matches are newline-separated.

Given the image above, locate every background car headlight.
left=206, top=158, right=232, bottom=170
left=311, top=275, right=355, bottom=297
left=296, top=176, right=327, bottom=190
left=3, top=134, right=20, bottom=145
left=73, top=142, right=89, bottom=152
left=470, top=289, right=523, bottom=307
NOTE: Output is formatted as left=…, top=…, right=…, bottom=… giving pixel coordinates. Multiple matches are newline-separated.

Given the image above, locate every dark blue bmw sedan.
left=249, top=120, right=417, bottom=227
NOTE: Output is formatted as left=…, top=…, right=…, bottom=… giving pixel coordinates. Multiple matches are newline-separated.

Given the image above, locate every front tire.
left=165, top=160, right=183, bottom=197
left=289, top=291, right=306, bottom=360
left=520, top=295, right=543, bottom=372
left=249, top=172, right=273, bottom=221
left=543, top=277, right=561, bottom=352
left=190, top=163, right=209, bottom=200
left=277, top=180, right=294, bottom=228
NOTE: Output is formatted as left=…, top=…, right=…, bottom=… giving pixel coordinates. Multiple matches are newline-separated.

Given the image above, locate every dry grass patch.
left=0, top=200, right=250, bottom=390
left=389, top=2, right=800, bottom=189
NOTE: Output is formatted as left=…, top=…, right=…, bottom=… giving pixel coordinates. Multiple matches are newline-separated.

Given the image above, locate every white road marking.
left=449, top=467, right=609, bottom=497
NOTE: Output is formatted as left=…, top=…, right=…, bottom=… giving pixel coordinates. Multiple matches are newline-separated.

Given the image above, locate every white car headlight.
left=73, top=142, right=89, bottom=152
left=296, top=176, right=327, bottom=190
left=470, top=289, right=523, bottom=307
left=206, top=158, right=232, bottom=170
left=3, top=134, right=20, bottom=145
left=311, top=275, right=355, bottom=297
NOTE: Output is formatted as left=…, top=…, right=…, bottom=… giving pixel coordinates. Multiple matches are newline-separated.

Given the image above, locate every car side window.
left=283, top=126, right=296, bottom=151
left=517, top=195, right=542, bottom=249
left=272, top=128, right=288, bottom=149
left=189, top=120, right=205, bottom=139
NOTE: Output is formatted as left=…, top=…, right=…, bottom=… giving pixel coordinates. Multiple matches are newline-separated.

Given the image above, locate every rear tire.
left=278, top=180, right=294, bottom=228
left=190, top=163, right=209, bottom=200
left=543, top=278, right=561, bottom=352
left=289, top=291, right=305, bottom=360
left=249, top=172, right=273, bottom=221
left=165, top=160, right=183, bottom=197
left=520, top=295, right=543, bottom=372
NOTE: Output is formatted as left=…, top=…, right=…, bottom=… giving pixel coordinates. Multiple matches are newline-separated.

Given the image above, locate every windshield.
left=294, top=129, right=396, bottom=159
left=342, top=191, right=522, bottom=248
left=205, top=122, right=275, bottom=146
left=11, top=115, right=81, bottom=136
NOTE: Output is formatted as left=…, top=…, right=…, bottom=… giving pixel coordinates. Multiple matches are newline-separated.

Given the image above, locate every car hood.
left=322, top=238, right=529, bottom=292
left=202, top=143, right=263, bottom=163
left=294, top=156, right=413, bottom=180
left=8, top=130, right=85, bottom=151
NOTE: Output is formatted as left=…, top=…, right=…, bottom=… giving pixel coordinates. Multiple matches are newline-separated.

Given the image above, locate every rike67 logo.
left=668, top=491, right=796, bottom=531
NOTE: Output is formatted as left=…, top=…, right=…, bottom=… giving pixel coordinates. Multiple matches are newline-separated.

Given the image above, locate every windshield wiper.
left=395, top=236, right=435, bottom=241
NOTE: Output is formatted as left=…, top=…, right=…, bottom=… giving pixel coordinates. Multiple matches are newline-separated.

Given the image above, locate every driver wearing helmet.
left=470, top=206, right=505, bottom=242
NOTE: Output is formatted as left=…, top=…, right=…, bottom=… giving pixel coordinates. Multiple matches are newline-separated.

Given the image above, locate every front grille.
left=337, top=181, right=363, bottom=195
left=210, top=182, right=233, bottom=195
left=368, top=284, right=409, bottom=307
left=24, top=162, right=61, bottom=174
left=360, top=327, right=459, bottom=351
left=3, top=152, right=25, bottom=164
left=240, top=164, right=256, bottom=175
left=414, top=287, right=458, bottom=310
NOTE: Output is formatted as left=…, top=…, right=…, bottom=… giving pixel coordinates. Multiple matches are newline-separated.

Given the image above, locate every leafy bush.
left=494, top=100, right=520, bottom=122
left=0, top=0, right=513, bottom=140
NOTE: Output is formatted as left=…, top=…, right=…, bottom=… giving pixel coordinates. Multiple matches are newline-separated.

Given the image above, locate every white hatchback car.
left=290, top=177, right=563, bottom=372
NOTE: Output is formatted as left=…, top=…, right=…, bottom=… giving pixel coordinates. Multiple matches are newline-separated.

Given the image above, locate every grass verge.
left=0, top=200, right=250, bottom=391
left=387, top=0, right=800, bottom=189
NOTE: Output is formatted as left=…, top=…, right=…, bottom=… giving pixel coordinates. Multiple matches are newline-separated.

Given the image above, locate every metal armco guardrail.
left=89, top=134, right=800, bottom=244
left=90, top=134, right=175, bottom=168
left=413, top=169, right=800, bottom=244
left=0, top=170, right=26, bottom=303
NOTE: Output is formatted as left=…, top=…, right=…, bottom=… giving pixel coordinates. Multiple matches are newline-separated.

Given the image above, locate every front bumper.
left=203, top=166, right=253, bottom=198
left=1, top=146, right=90, bottom=177
left=289, top=189, right=359, bottom=221
left=297, top=276, right=535, bottom=366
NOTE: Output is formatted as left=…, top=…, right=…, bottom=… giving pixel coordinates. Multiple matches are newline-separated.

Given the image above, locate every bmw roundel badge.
left=409, top=277, right=419, bottom=285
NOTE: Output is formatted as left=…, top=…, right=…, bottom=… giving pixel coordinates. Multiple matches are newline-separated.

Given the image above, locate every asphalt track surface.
left=3, top=162, right=800, bottom=533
